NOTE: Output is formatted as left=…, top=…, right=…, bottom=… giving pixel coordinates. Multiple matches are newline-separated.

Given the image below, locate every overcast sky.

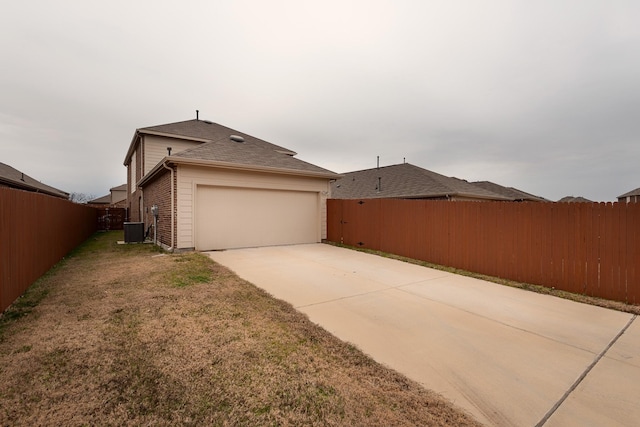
left=2, top=1, right=638, bottom=201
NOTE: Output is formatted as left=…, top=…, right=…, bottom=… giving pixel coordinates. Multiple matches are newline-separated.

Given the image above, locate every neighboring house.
left=617, top=187, right=640, bottom=203
left=87, top=184, right=127, bottom=208
left=110, top=184, right=127, bottom=207
left=330, top=163, right=512, bottom=201
left=123, top=118, right=339, bottom=251
left=88, top=184, right=126, bottom=207
left=88, top=194, right=111, bottom=206
left=0, top=162, right=69, bottom=199
left=557, top=196, right=593, bottom=203
left=471, top=181, right=547, bottom=202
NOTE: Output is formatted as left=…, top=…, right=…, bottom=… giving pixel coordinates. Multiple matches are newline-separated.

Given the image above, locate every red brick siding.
left=141, top=165, right=176, bottom=248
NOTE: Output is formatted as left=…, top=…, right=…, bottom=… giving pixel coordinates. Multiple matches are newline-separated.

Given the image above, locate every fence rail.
left=0, top=187, right=97, bottom=312
left=327, top=199, right=639, bottom=305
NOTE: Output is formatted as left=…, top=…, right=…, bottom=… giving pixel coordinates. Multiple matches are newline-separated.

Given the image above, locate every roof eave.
left=138, top=157, right=341, bottom=187
left=0, top=176, right=69, bottom=198
left=123, top=129, right=213, bottom=166
left=123, top=131, right=141, bottom=166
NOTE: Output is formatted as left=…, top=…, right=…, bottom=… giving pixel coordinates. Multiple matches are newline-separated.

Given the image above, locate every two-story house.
left=123, top=117, right=339, bottom=251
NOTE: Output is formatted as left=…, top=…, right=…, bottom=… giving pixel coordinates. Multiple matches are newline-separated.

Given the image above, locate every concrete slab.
left=545, top=319, right=640, bottom=427
left=207, top=244, right=637, bottom=426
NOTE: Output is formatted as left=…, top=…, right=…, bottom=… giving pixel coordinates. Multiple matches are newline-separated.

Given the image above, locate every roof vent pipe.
left=167, top=147, right=172, bottom=156
left=377, top=156, right=379, bottom=169
left=196, top=110, right=199, bottom=120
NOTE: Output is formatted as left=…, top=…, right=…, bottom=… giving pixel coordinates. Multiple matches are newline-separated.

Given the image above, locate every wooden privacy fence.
left=327, top=199, right=640, bottom=305
left=0, top=187, right=97, bottom=312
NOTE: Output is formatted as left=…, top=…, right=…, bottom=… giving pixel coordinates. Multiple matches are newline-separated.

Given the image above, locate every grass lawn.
left=0, top=231, right=480, bottom=426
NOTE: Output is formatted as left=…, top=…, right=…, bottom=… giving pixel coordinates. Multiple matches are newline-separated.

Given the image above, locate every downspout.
left=161, top=161, right=175, bottom=251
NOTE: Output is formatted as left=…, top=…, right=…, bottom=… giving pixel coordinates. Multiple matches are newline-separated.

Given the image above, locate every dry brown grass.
left=0, top=232, right=481, bottom=426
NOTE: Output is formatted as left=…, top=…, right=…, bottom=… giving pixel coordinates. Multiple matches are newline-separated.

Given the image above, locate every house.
left=0, top=162, right=69, bottom=199
left=557, top=196, right=593, bottom=203
left=330, top=163, right=512, bottom=201
left=89, top=184, right=127, bottom=208
left=471, top=181, right=547, bottom=202
left=617, top=187, right=640, bottom=203
left=110, top=184, right=127, bottom=207
left=123, top=118, right=339, bottom=251
left=88, top=194, right=111, bottom=206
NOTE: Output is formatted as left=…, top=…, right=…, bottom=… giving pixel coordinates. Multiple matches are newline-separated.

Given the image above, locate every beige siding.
left=130, top=152, right=136, bottom=193
left=143, top=135, right=201, bottom=175
left=111, top=189, right=126, bottom=204
left=176, top=165, right=330, bottom=249
left=196, top=187, right=319, bottom=250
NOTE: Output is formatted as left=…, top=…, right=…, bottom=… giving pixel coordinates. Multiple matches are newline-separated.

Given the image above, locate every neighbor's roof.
left=132, top=119, right=339, bottom=184
left=110, top=183, right=127, bottom=192
left=557, top=196, right=593, bottom=203
left=0, top=162, right=69, bottom=199
left=88, top=194, right=111, bottom=204
left=471, top=181, right=548, bottom=202
left=618, top=187, right=640, bottom=198
left=330, top=163, right=511, bottom=201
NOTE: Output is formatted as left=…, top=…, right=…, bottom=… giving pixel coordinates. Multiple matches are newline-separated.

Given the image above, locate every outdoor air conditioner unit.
left=124, top=222, right=145, bottom=243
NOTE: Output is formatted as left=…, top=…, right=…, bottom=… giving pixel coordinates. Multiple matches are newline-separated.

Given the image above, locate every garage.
left=195, top=185, right=320, bottom=250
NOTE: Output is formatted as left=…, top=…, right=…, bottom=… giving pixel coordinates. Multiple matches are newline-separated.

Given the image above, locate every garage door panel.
left=196, top=186, right=319, bottom=250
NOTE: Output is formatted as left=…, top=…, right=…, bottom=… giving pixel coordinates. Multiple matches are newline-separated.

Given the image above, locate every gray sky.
left=2, top=1, right=639, bottom=201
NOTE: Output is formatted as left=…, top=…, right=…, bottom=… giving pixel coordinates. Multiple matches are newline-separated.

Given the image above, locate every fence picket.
left=1, top=187, right=97, bottom=312
left=327, top=198, right=639, bottom=305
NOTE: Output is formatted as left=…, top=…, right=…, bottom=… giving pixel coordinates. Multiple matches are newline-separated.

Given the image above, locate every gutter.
left=139, top=156, right=341, bottom=188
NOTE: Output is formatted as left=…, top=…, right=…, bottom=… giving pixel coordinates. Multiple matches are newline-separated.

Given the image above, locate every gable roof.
left=124, top=119, right=297, bottom=165
left=170, top=134, right=336, bottom=176
left=133, top=119, right=339, bottom=185
left=471, top=181, right=548, bottom=202
left=618, top=187, right=640, bottom=198
left=330, top=163, right=511, bottom=201
left=0, top=162, right=69, bottom=199
left=110, top=183, right=127, bottom=192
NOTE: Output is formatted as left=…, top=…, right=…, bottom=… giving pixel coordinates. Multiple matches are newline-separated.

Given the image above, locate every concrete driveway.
left=206, top=243, right=639, bottom=426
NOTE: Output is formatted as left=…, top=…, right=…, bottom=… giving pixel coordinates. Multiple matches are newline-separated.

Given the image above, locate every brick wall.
left=141, top=166, right=175, bottom=248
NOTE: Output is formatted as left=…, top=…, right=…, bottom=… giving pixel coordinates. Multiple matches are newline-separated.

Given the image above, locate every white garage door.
left=196, top=186, right=320, bottom=250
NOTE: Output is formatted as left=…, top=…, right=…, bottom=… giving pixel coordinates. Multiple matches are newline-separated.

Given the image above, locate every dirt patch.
left=0, top=232, right=481, bottom=426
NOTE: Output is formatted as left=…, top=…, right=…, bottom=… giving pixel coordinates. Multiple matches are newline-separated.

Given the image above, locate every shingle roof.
left=139, top=119, right=296, bottom=155
left=330, top=163, right=511, bottom=200
left=172, top=134, right=336, bottom=175
left=89, top=194, right=111, bottom=204
left=618, top=187, right=640, bottom=198
left=110, top=184, right=127, bottom=192
left=134, top=119, right=337, bottom=177
left=0, top=162, right=69, bottom=199
left=471, top=181, right=547, bottom=202
left=557, top=196, right=593, bottom=203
